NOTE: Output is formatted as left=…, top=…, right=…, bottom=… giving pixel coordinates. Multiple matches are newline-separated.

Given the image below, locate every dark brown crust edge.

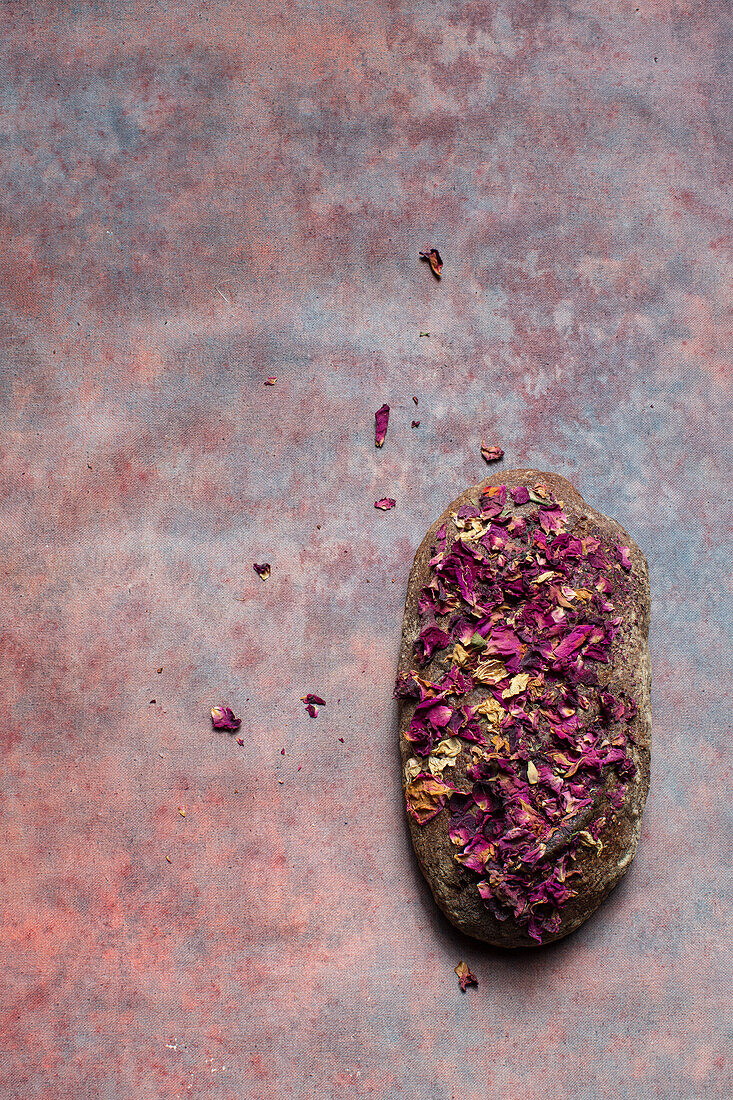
left=397, top=469, right=651, bottom=948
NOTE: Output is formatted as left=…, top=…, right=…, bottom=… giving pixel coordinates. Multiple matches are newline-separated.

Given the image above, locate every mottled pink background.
left=1, top=1, right=731, bottom=1097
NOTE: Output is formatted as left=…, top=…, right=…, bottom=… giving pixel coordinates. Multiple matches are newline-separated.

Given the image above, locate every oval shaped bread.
left=395, top=470, right=651, bottom=947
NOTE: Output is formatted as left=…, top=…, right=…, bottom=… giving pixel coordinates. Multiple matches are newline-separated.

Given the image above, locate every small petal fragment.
left=454, top=961, right=478, bottom=992
left=481, top=441, right=504, bottom=464
left=253, top=562, right=271, bottom=579
left=375, top=498, right=396, bottom=510
left=419, top=248, right=443, bottom=278
left=375, top=403, right=390, bottom=447
left=301, top=694, right=326, bottom=706
left=211, top=705, right=241, bottom=732
left=264, top=377, right=277, bottom=386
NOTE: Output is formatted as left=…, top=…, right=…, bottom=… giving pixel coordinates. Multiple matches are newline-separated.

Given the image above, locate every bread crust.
left=397, top=469, right=651, bottom=947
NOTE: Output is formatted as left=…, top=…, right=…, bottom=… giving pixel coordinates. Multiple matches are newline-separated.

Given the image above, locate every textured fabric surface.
left=1, top=2, right=730, bottom=1098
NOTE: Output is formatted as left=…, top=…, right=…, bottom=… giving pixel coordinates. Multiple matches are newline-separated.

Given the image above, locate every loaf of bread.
left=396, top=470, right=651, bottom=947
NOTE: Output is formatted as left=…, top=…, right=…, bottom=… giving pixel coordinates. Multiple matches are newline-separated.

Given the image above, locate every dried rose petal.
left=411, top=420, right=421, bottom=428
left=211, top=705, right=241, bottom=732
left=405, top=773, right=453, bottom=824
left=253, top=562, right=271, bottom=579
left=617, top=545, right=632, bottom=570
left=412, top=396, right=419, bottom=406
left=511, top=485, right=530, bottom=505
left=375, top=403, right=390, bottom=448
left=301, top=694, right=326, bottom=706
left=264, top=377, right=277, bottom=386
left=375, top=498, right=396, bottom=510
left=305, top=703, right=318, bottom=718
left=454, top=961, right=478, bottom=992
left=419, top=247, right=443, bottom=278
left=481, top=441, right=504, bottom=464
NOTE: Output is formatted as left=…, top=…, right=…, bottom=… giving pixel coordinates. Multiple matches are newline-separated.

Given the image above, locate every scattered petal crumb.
left=253, top=562, right=271, bottom=580
left=157, top=668, right=163, bottom=674
left=411, top=420, right=420, bottom=428
left=419, top=331, right=430, bottom=337
left=301, top=694, right=326, bottom=706
left=454, top=961, right=478, bottom=991
left=236, top=737, right=244, bottom=746
left=375, top=497, right=396, bottom=510
left=338, top=737, right=344, bottom=743
left=178, top=807, right=186, bottom=818
left=264, top=377, right=277, bottom=385
left=280, top=748, right=285, bottom=755
left=375, top=403, right=390, bottom=447
left=419, top=247, right=443, bottom=278
left=297, top=765, right=302, bottom=771
left=481, top=441, right=504, bottom=464
left=412, top=396, right=419, bottom=405
left=211, top=705, right=241, bottom=731
left=166, top=856, right=172, bottom=863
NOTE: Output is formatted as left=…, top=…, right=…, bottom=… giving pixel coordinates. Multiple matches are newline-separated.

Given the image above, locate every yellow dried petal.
left=502, top=673, right=532, bottom=700
left=428, top=755, right=451, bottom=776
left=433, top=737, right=462, bottom=758
left=474, top=659, right=508, bottom=685
left=405, top=774, right=451, bottom=823
left=428, top=738, right=462, bottom=776
left=528, top=677, right=545, bottom=701
left=527, top=760, right=539, bottom=784
left=404, top=757, right=422, bottom=784
left=460, top=517, right=489, bottom=543
left=473, top=696, right=506, bottom=727
left=451, top=643, right=471, bottom=667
